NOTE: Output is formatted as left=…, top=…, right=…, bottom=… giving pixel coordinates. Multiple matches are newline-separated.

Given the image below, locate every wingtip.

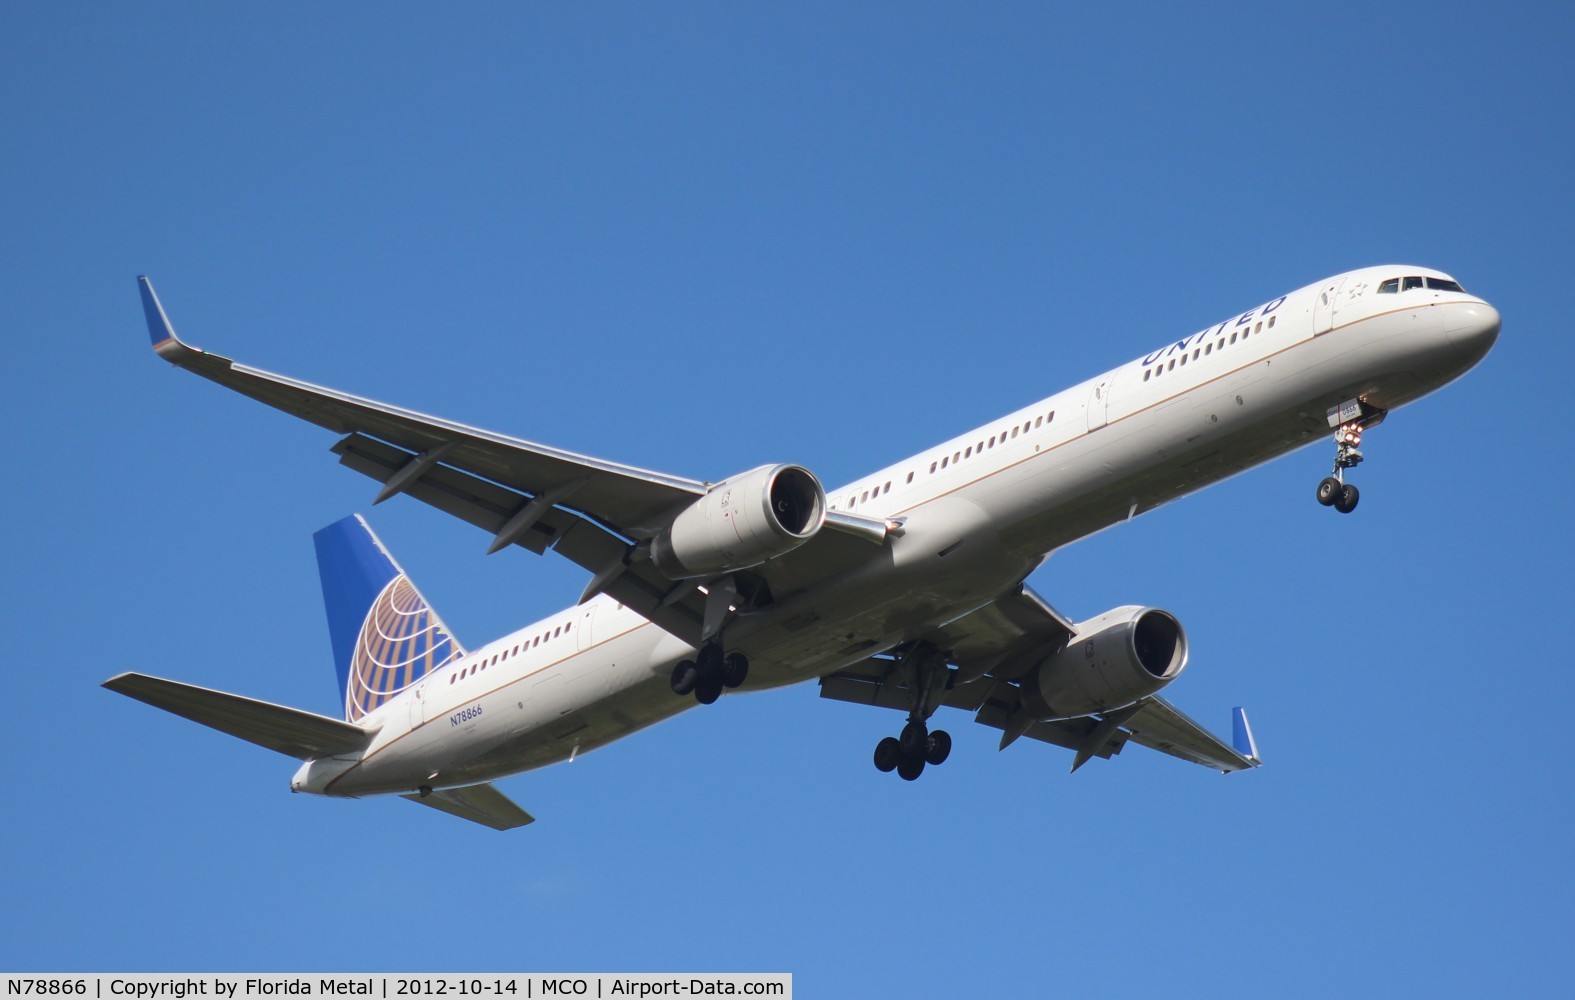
left=137, top=275, right=197, bottom=359
left=1232, top=706, right=1262, bottom=765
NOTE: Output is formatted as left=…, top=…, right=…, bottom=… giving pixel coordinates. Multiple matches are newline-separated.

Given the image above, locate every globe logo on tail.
left=346, top=574, right=461, bottom=722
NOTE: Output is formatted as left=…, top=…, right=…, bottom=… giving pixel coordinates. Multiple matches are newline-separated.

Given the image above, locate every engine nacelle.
left=650, top=464, right=826, bottom=579
left=1019, top=606, right=1187, bottom=720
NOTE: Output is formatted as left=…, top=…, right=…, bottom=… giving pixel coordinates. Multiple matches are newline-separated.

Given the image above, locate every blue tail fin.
left=314, top=515, right=465, bottom=722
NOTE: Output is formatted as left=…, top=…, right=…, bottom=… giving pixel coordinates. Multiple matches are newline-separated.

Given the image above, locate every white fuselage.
left=293, top=265, right=1499, bottom=798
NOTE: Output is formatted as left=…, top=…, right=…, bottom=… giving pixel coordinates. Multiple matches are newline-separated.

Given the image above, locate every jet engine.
left=1018, top=606, right=1188, bottom=720
left=650, top=464, right=826, bottom=579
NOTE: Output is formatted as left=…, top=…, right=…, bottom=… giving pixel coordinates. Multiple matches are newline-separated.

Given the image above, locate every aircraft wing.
left=818, top=584, right=1260, bottom=774
left=400, top=783, right=535, bottom=830
left=139, top=277, right=889, bottom=645
left=103, top=672, right=375, bottom=760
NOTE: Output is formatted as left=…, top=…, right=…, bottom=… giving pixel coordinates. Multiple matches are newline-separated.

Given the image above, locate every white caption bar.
left=2, top=976, right=791, bottom=1000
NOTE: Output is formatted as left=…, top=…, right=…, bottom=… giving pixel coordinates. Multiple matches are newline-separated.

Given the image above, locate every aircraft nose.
left=1451, top=300, right=1501, bottom=352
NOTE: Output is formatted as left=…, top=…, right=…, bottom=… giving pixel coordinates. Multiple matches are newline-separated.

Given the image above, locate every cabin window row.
left=834, top=411, right=1057, bottom=511
left=1141, top=315, right=1276, bottom=383
left=449, top=621, right=575, bottom=683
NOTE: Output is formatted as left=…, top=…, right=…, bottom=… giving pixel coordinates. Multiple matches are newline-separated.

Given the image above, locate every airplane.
left=106, top=267, right=1499, bottom=830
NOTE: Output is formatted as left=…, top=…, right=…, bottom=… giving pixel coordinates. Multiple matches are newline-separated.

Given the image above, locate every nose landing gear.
left=1316, top=400, right=1386, bottom=515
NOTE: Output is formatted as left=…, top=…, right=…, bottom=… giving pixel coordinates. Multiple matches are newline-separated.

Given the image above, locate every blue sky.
left=4, top=2, right=1571, bottom=993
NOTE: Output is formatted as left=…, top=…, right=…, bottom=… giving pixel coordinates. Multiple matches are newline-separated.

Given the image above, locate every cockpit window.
left=1427, top=277, right=1465, bottom=292
left=1402, top=276, right=1425, bottom=291
left=1378, top=278, right=1399, bottom=294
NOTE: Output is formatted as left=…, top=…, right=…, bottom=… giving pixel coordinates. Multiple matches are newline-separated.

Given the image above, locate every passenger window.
left=1144, top=370, right=1151, bottom=381
left=884, top=482, right=891, bottom=493
left=1047, top=411, right=1054, bottom=423
left=1010, top=427, right=1018, bottom=439
left=1034, top=416, right=1043, bottom=428
left=861, top=490, right=869, bottom=502
left=1378, top=278, right=1399, bottom=293
left=941, top=456, right=949, bottom=469
left=930, top=461, right=938, bottom=473
left=906, top=471, right=914, bottom=484
left=1217, top=338, right=1224, bottom=350
left=1180, top=355, right=1187, bottom=366
left=1268, top=316, right=1276, bottom=328
left=1230, top=332, right=1237, bottom=344
left=1167, top=359, right=1176, bottom=370
left=964, top=447, right=972, bottom=459
left=1205, top=344, right=1212, bottom=355
left=1254, top=322, right=1262, bottom=333
left=1403, top=276, right=1425, bottom=291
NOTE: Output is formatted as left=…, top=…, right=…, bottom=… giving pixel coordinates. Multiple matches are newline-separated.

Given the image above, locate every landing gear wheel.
left=925, top=729, right=952, bottom=766
left=670, top=659, right=699, bottom=696
left=697, top=644, right=723, bottom=674
left=1334, top=483, right=1360, bottom=514
left=1316, top=477, right=1343, bottom=507
left=896, top=754, right=926, bottom=781
left=899, top=721, right=929, bottom=758
left=722, top=652, right=749, bottom=689
left=873, top=737, right=902, bottom=773
left=694, top=677, right=723, bottom=705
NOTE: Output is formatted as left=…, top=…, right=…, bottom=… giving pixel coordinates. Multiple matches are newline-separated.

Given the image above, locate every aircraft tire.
left=900, top=721, right=928, bottom=758
left=874, top=737, right=902, bottom=773
left=925, top=729, right=952, bottom=766
left=1316, top=477, right=1343, bottom=506
left=896, top=754, right=925, bottom=781
left=722, top=652, right=749, bottom=689
left=695, top=678, right=723, bottom=705
left=670, top=660, right=699, bottom=696
left=1335, top=483, right=1360, bottom=514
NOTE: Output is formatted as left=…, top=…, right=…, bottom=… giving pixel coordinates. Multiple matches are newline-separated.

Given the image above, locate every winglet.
left=138, top=276, right=200, bottom=360
left=1232, top=707, right=1261, bottom=764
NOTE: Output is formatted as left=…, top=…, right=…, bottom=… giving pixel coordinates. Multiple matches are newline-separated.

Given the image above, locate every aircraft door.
left=1086, top=378, right=1112, bottom=431
left=1313, top=277, right=1347, bottom=335
left=408, top=681, right=427, bottom=727
left=575, top=606, right=597, bottom=651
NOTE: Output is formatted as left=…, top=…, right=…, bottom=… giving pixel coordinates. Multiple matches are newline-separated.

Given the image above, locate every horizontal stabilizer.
left=401, top=783, right=535, bottom=830
left=103, top=672, right=374, bottom=760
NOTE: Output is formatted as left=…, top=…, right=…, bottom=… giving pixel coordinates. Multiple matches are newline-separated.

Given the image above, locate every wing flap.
left=103, top=672, right=374, bottom=759
left=971, top=698, right=1129, bottom=759
left=401, top=783, right=534, bottom=830
left=334, top=432, right=707, bottom=643
left=1123, top=696, right=1260, bottom=772
left=139, top=277, right=705, bottom=540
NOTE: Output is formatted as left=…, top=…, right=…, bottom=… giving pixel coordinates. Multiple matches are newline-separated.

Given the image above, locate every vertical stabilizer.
left=314, top=515, right=465, bottom=722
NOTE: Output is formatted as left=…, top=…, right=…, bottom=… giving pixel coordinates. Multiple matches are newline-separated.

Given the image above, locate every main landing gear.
left=669, top=644, right=749, bottom=705
left=669, top=574, right=750, bottom=704
left=871, top=643, right=954, bottom=781
left=1316, top=401, right=1386, bottom=515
